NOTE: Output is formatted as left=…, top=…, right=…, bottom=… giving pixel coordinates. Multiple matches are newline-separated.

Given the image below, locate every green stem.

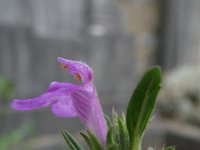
left=131, top=137, right=141, bottom=150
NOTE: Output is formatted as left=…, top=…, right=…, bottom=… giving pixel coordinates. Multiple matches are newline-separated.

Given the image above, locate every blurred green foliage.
left=0, top=76, right=14, bottom=101
left=0, top=124, right=35, bottom=150
left=0, top=76, right=14, bottom=117
left=0, top=76, right=35, bottom=150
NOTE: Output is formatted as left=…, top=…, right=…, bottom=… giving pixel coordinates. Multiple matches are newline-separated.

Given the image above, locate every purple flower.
left=11, top=57, right=108, bottom=144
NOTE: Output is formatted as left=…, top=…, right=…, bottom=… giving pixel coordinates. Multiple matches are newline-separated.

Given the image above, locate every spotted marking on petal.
left=74, top=73, right=81, bottom=81
left=61, top=64, right=68, bottom=70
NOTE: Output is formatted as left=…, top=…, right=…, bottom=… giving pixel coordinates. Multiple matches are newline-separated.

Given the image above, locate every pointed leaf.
left=87, top=130, right=104, bottom=150
left=80, top=133, right=94, bottom=150
left=81, top=131, right=104, bottom=150
left=106, top=144, right=119, bottom=150
left=126, top=67, right=161, bottom=150
left=104, top=115, right=112, bottom=128
left=112, top=109, right=119, bottom=127
left=111, top=109, right=120, bottom=143
left=106, top=127, right=116, bottom=146
left=61, top=130, right=84, bottom=150
left=118, top=117, right=129, bottom=150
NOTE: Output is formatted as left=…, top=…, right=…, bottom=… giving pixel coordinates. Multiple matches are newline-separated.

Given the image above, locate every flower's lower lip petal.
left=51, top=95, right=78, bottom=118
left=11, top=96, right=51, bottom=110
left=11, top=82, right=81, bottom=111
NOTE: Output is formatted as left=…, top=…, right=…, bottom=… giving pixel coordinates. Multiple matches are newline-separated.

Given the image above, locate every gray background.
left=0, top=0, right=200, bottom=149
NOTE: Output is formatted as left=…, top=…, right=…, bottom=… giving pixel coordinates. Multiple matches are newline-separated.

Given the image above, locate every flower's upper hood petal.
left=57, top=57, right=93, bottom=83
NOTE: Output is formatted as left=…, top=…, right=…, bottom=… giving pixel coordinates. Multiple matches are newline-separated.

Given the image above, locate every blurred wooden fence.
left=0, top=0, right=135, bottom=99
left=0, top=0, right=200, bottom=149
left=158, top=0, right=200, bottom=69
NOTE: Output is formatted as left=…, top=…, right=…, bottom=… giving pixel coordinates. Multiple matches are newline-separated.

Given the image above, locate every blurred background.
left=0, top=0, right=200, bottom=149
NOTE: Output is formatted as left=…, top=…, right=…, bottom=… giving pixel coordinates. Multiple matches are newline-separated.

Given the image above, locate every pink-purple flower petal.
left=11, top=57, right=108, bottom=145
left=57, top=57, right=93, bottom=83
left=51, top=95, right=77, bottom=117
left=11, top=82, right=80, bottom=111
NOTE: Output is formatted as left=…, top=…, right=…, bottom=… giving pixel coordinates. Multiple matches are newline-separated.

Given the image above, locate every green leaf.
left=106, top=144, right=119, bottom=150
left=118, top=117, right=129, bottom=150
left=80, top=133, right=93, bottom=150
left=126, top=67, right=161, bottom=150
left=112, top=109, right=119, bottom=128
left=104, top=115, right=112, bottom=128
left=111, top=109, right=121, bottom=144
left=121, top=112, right=126, bottom=122
left=87, top=131, right=104, bottom=150
left=81, top=131, right=104, bottom=150
left=61, top=130, right=84, bottom=150
left=164, top=146, right=175, bottom=150
left=106, top=127, right=116, bottom=146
